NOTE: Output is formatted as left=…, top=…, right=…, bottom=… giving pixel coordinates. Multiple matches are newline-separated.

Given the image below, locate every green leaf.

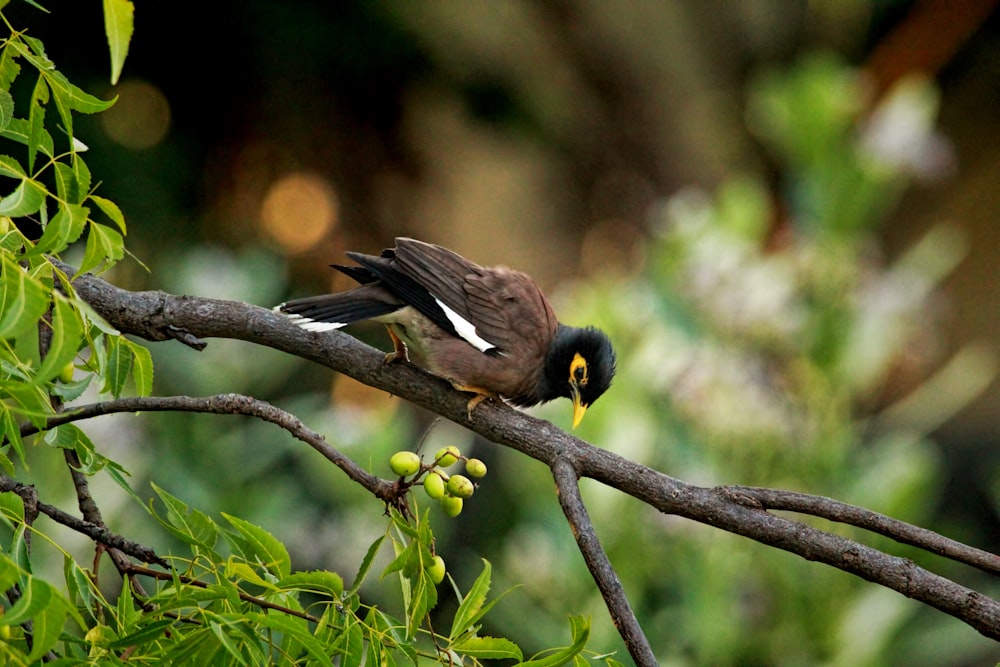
left=0, top=256, right=50, bottom=339
left=34, top=293, right=84, bottom=385
left=151, top=483, right=219, bottom=552
left=0, top=491, right=24, bottom=523
left=0, top=576, right=53, bottom=626
left=0, top=405, right=26, bottom=468
left=0, top=154, right=25, bottom=179
left=450, top=558, right=492, bottom=639
left=0, top=45, right=21, bottom=89
left=128, top=338, right=153, bottom=395
left=0, top=89, right=13, bottom=132
left=28, top=75, right=48, bottom=172
left=0, top=178, right=46, bottom=217
left=107, top=619, right=173, bottom=650
left=73, top=152, right=91, bottom=195
left=222, top=513, right=291, bottom=578
left=348, top=534, right=384, bottom=594
left=103, top=0, right=134, bottom=85
left=46, top=70, right=116, bottom=139
left=1, top=118, right=54, bottom=158
left=514, top=615, right=590, bottom=667
left=27, top=202, right=88, bottom=257
left=101, top=334, right=132, bottom=397
left=243, top=611, right=330, bottom=664
left=78, top=221, right=124, bottom=274
left=277, top=570, right=344, bottom=598
left=89, top=194, right=126, bottom=233
left=26, top=590, right=65, bottom=662
left=452, top=635, right=523, bottom=660
left=53, top=161, right=80, bottom=203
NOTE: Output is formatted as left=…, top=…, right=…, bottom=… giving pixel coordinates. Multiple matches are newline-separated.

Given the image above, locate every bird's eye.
left=569, top=352, right=589, bottom=385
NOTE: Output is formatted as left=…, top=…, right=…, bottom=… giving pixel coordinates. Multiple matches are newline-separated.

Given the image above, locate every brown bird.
left=276, top=238, right=615, bottom=427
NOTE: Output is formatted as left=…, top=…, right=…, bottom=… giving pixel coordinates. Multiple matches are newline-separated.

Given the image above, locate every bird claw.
left=449, top=382, right=497, bottom=420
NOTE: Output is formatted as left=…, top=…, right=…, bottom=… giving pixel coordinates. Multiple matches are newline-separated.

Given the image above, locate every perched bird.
left=276, top=238, right=616, bottom=427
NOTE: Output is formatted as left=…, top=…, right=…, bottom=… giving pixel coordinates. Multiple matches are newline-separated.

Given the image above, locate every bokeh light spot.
left=100, top=79, right=171, bottom=150
left=260, top=172, right=338, bottom=253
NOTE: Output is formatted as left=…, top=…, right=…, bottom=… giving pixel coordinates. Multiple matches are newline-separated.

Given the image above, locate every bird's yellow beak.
left=570, top=385, right=588, bottom=429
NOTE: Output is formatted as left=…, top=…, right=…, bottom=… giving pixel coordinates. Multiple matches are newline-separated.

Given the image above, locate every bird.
left=275, top=237, right=616, bottom=428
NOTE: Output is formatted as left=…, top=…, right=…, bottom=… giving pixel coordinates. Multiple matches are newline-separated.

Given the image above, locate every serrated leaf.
left=78, top=222, right=124, bottom=274
left=53, top=161, right=80, bottom=203
left=243, top=612, right=329, bottom=663
left=1, top=118, right=54, bottom=158
left=103, top=0, right=134, bottom=85
left=452, top=635, right=523, bottom=660
left=73, top=152, right=91, bottom=194
left=28, top=75, right=48, bottom=172
left=277, top=570, right=344, bottom=598
left=89, top=194, right=126, bottom=233
left=450, top=558, right=492, bottom=639
left=151, top=483, right=219, bottom=551
left=514, top=615, right=590, bottom=667
left=0, top=178, right=46, bottom=217
left=101, top=334, right=132, bottom=397
left=46, top=70, right=116, bottom=139
left=222, top=513, right=291, bottom=578
left=0, top=89, right=13, bottom=132
left=28, top=202, right=88, bottom=257
left=0, top=154, right=24, bottom=179
left=0, top=45, right=21, bottom=89
left=0, top=576, right=53, bottom=626
left=26, top=590, right=65, bottom=662
left=0, top=405, right=26, bottom=468
left=0, top=256, right=49, bottom=338
left=128, top=339, right=153, bottom=395
left=0, top=491, right=24, bottom=523
left=34, top=293, right=83, bottom=385
left=106, top=619, right=173, bottom=650
left=349, top=534, right=384, bottom=594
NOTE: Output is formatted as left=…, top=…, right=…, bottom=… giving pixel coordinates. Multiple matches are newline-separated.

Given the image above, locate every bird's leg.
left=383, top=326, right=410, bottom=364
left=449, top=382, right=498, bottom=419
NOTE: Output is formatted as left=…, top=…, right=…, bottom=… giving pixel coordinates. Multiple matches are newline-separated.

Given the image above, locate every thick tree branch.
left=66, top=266, right=1000, bottom=643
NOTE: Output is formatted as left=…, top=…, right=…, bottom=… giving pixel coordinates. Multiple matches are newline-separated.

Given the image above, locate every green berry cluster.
left=387, top=445, right=488, bottom=518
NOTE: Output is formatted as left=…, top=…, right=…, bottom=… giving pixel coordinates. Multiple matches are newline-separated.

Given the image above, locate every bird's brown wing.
left=392, top=238, right=556, bottom=355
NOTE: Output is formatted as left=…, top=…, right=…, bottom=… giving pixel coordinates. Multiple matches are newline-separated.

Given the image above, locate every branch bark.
left=65, top=266, right=1000, bottom=651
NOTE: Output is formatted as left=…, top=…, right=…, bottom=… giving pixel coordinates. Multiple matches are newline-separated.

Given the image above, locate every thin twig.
left=552, top=458, right=657, bottom=666
left=22, top=394, right=396, bottom=504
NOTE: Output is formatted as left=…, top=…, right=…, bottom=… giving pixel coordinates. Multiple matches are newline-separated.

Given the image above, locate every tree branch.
left=552, top=458, right=657, bottom=666
left=66, top=265, right=1000, bottom=644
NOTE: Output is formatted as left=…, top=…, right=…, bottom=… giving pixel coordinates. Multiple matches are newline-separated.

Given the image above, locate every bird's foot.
left=450, top=382, right=498, bottom=420
left=383, top=326, right=410, bottom=364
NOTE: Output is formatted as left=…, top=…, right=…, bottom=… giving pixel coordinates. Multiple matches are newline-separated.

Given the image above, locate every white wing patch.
left=277, top=307, right=347, bottom=333
left=434, top=297, right=497, bottom=353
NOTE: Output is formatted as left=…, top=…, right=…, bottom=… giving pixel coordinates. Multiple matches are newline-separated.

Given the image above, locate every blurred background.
left=12, top=0, right=1000, bottom=664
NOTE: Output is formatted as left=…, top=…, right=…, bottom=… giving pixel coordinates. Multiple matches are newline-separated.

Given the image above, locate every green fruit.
left=389, top=451, right=421, bottom=477
left=427, top=555, right=446, bottom=584
left=446, top=474, right=475, bottom=498
left=424, top=470, right=446, bottom=499
left=59, top=362, right=75, bottom=383
left=434, top=445, right=461, bottom=467
left=440, top=495, right=463, bottom=517
left=465, top=458, right=487, bottom=478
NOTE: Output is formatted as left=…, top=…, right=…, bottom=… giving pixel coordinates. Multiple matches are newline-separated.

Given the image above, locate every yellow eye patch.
left=569, top=352, right=589, bottom=386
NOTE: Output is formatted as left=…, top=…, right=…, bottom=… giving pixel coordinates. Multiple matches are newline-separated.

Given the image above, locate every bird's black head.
left=542, top=324, right=616, bottom=428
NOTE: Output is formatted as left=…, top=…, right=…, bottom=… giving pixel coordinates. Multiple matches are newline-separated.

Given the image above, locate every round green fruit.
left=446, top=474, right=475, bottom=498
left=440, top=495, right=464, bottom=517
left=434, top=445, right=461, bottom=467
left=465, top=458, right=487, bottom=478
left=427, top=555, right=446, bottom=584
left=389, top=451, right=421, bottom=477
left=424, top=470, right=447, bottom=499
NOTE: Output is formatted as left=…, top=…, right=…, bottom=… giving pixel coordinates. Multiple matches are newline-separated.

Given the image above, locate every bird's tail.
left=275, top=288, right=399, bottom=333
